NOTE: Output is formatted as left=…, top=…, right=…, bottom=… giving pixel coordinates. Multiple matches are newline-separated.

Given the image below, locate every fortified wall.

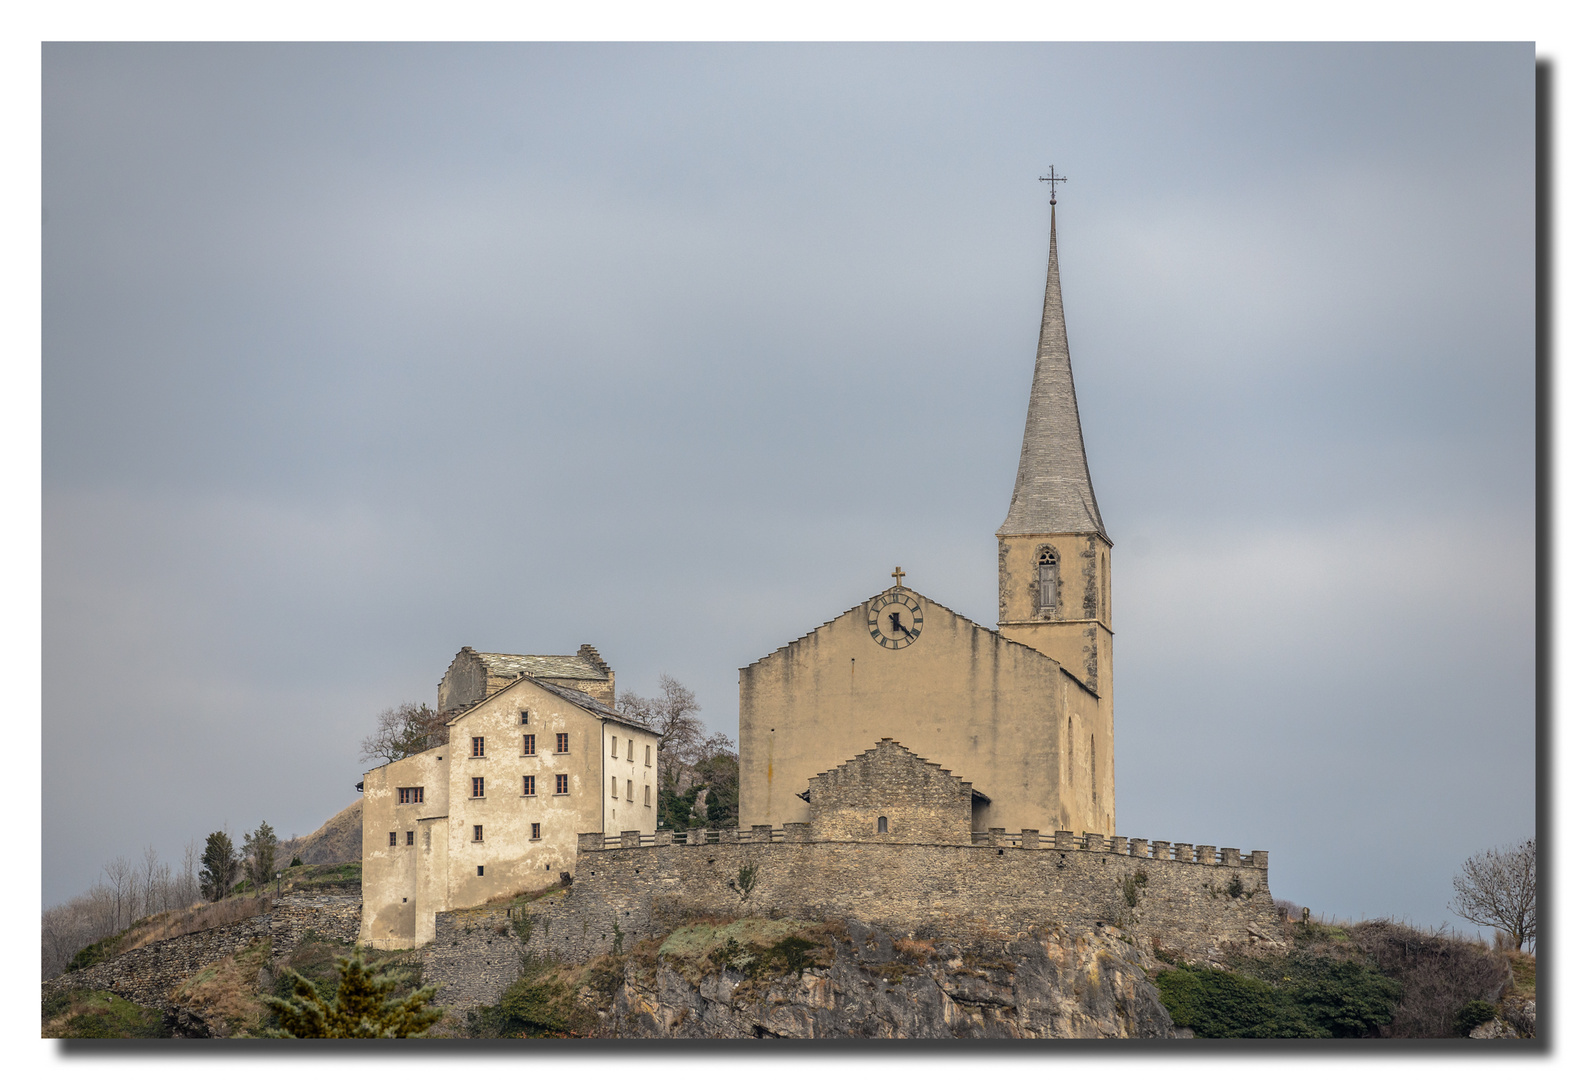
left=508, top=826, right=1285, bottom=973
left=487, top=741, right=1289, bottom=974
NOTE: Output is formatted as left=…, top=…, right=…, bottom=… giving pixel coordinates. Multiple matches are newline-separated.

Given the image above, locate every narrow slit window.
left=877, top=816, right=888, bottom=834
left=1091, top=734, right=1097, bottom=806
left=611, top=736, right=619, bottom=757
left=626, top=779, right=633, bottom=801
left=477, top=865, right=484, bottom=876
left=645, top=744, right=652, bottom=767
left=644, top=784, right=651, bottom=807
left=611, top=777, right=619, bottom=798
left=627, top=739, right=634, bottom=761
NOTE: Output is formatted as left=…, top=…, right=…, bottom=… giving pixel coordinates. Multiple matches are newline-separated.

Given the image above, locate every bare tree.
left=619, top=675, right=706, bottom=791
left=360, top=702, right=449, bottom=764
left=102, top=856, right=134, bottom=934
left=1449, top=838, right=1536, bottom=951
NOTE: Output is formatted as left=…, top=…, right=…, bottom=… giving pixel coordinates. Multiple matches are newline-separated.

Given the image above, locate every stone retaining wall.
left=42, top=894, right=364, bottom=1012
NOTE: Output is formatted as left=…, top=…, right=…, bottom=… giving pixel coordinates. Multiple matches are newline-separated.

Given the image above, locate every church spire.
left=998, top=200, right=1107, bottom=540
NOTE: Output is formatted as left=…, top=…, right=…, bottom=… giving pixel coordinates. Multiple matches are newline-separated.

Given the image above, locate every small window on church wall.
left=1038, top=547, right=1059, bottom=610
left=877, top=816, right=888, bottom=834
left=471, top=736, right=485, bottom=757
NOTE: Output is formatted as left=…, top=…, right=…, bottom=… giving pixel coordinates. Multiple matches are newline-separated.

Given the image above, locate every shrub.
left=1156, top=958, right=1399, bottom=1038
left=1348, top=920, right=1507, bottom=1038
left=1453, top=1000, right=1498, bottom=1037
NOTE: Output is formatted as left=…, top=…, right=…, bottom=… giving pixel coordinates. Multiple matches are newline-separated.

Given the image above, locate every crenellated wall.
left=500, top=828, right=1286, bottom=972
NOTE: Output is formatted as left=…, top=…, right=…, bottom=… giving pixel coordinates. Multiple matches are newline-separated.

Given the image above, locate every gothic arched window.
left=1037, top=546, right=1060, bottom=611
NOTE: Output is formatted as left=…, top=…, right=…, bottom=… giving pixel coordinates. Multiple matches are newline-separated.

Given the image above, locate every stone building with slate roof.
left=361, top=649, right=655, bottom=949
left=740, top=199, right=1116, bottom=840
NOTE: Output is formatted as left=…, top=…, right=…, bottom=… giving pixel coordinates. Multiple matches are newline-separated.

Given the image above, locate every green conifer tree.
left=264, top=948, right=442, bottom=1038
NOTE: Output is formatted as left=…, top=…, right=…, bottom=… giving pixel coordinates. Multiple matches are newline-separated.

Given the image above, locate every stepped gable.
left=999, top=203, right=1107, bottom=540
left=806, top=738, right=979, bottom=843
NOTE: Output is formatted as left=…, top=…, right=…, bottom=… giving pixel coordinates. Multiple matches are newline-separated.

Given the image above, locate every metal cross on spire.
left=1039, top=164, right=1067, bottom=205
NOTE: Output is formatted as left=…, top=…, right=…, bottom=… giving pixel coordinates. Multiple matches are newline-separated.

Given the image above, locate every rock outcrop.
left=591, top=919, right=1180, bottom=1039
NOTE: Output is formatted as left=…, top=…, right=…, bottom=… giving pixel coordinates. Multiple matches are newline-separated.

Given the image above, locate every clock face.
left=868, top=589, right=923, bottom=649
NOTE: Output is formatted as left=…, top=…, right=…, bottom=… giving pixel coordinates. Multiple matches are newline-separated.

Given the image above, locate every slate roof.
left=999, top=204, right=1109, bottom=540
left=475, top=652, right=608, bottom=682
left=530, top=678, right=659, bottom=736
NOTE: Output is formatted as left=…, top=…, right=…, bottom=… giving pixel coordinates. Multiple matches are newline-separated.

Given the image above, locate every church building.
left=738, top=195, right=1116, bottom=839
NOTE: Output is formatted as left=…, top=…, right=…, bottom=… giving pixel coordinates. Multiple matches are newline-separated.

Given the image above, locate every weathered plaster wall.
left=362, top=677, right=658, bottom=949
left=739, top=593, right=1103, bottom=839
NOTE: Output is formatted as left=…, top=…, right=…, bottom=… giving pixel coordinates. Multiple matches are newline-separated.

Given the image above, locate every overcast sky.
left=42, top=43, right=1533, bottom=931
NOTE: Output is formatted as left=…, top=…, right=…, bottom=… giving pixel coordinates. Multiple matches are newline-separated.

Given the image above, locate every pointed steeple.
left=999, top=204, right=1107, bottom=540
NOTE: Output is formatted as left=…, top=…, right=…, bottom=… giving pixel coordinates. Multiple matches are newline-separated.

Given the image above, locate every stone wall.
left=514, top=830, right=1284, bottom=969
left=42, top=894, right=363, bottom=1012
left=807, top=739, right=974, bottom=843
left=425, top=906, right=528, bottom=1010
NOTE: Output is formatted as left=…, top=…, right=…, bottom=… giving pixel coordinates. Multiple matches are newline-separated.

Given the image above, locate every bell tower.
left=997, top=178, right=1115, bottom=833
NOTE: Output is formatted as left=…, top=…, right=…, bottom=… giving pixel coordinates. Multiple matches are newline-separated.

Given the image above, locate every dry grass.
left=893, top=936, right=936, bottom=962
left=114, top=896, right=271, bottom=957
left=168, top=937, right=274, bottom=1037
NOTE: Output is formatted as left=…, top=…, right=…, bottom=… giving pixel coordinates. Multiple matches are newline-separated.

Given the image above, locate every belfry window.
left=1038, top=547, right=1060, bottom=610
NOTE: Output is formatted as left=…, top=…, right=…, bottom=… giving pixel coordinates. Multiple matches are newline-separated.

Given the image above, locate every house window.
left=474, top=825, right=484, bottom=843
left=520, top=709, right=530, bottom=724
left=627, top=739, right=634, bottom=761
left=1038, top=546, right=1060, bottom=610
left=471, top=736, right=485, bottom=757
left=523, top=774, right=536, bottom=796
left=555, top=773, right=569, bottom=795
left=556, top=732, right=569, bottom=754
left=645, top=744, right=652, bottom=767
left=611, top=735, right=619, bottom=757
left=523, top=733, right=536, bottom=755
left=389, top=832, right=397, bottom=847
left=477, top=865, right=484, bottom=876
left=398, top=787, right=424, bottom=804
left=406, top=831, right=414, bottom=846
left=626, top=779, right=633, bottom=801
left=611, top=777, right=619, bottom=798
left=877, top=816, right=888, bottom=834
left=472, top=776, right=485, bottom=798
left=531, top=822, right=541, bottom=841
left=644, top=785, right=652, bottom=807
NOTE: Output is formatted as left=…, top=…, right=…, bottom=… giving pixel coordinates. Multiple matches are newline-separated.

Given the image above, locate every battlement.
left=577, top=826, right=1268, bottom=868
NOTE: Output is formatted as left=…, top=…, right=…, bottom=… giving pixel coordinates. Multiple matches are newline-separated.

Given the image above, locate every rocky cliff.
left=582, top=918, right=1180, bottom=1039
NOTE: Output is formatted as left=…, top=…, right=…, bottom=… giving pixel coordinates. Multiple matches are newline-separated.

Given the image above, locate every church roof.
left=999, top=204, right=1108, bottom=541
left=474, top=651, right=609, bottom=682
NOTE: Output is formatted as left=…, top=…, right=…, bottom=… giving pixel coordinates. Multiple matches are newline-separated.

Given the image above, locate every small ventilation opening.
left=877, top=816, right=888, bottom=834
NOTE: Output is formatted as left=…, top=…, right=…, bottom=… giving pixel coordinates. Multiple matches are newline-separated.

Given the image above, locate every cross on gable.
left=892, top=566, right=905, bottom=588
